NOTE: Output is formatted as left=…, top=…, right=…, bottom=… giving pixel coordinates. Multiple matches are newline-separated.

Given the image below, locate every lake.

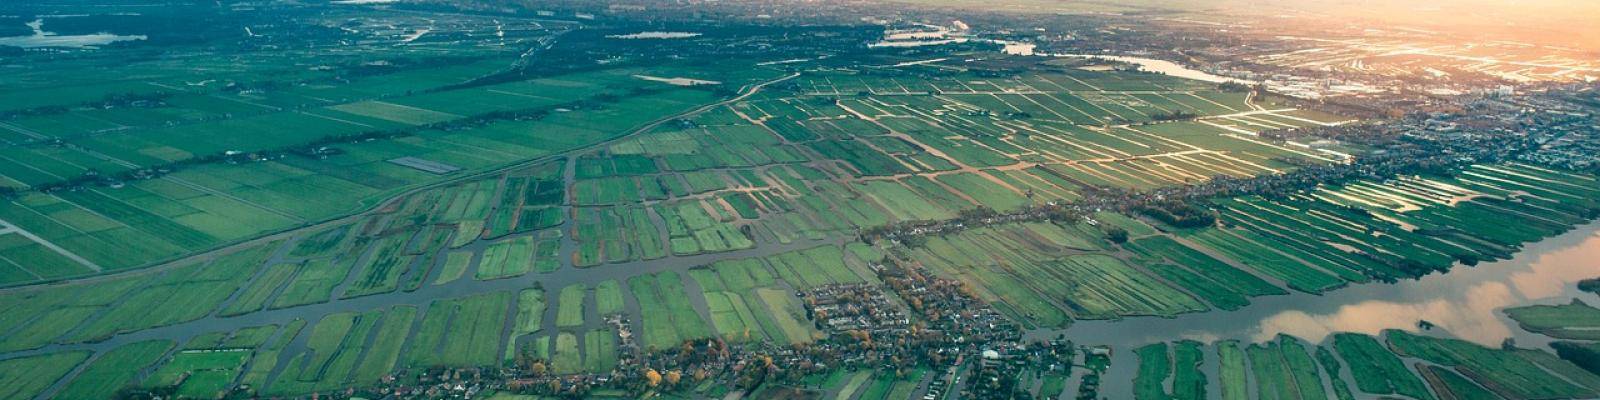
left=607, top=31, right=701, bottom=40
left=1056, top=54, right=1246, bottom=84
left=991, top=39, right=1249, bottom=84
left=0, top=19, right=145, bottom=49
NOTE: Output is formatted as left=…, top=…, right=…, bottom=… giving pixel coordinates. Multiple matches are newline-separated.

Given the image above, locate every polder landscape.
left=3, top=0, right=1600, bottom=399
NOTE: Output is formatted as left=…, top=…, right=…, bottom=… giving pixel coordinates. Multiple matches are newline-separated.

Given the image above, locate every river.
left=1001, top=38, right=1599, bottom=347
left=1042, top=220, right=1600, bottom=348
left=1042, top=221, right=1600, bottom=398
left=992, top=38, right=1600, bottom=395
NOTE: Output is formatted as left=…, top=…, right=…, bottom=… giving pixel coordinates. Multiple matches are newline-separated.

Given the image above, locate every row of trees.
left=1135, top=199, right=1215, bottom=228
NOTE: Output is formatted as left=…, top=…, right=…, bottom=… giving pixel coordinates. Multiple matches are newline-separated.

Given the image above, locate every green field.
left=687, top=257, right=816, bottom=344
left=1505, top=300, right=1600, bottom=341
left=1141, top=331, right=1600, bottom=400
left=2, top=10, right=1599, bottom=398
left=2, top=96, right=1595, bottom=398
left=1389, top=330, right=1599, bottom=399
left=58, top=340, right=176, bottom=399
left=628, top=271, right=714, bottom=350
left=1314, top=346, right=1358, bottom=400
left=1133, top=341, right=1205, bottom=400
left=405, top=293, right=511, bottom=368
left=0, top=351, right=90, bottom=400
left=595, top=280, right=626, bottom=316
left=1331, top=333, right=1434, bottom=399
left=476, top=236, right=537, bottom=280
left=1217, top=341, right=1249, bottom=400
left=557, top=284, right=588, bottom=328
left=509, top=288, right=546, bottom=360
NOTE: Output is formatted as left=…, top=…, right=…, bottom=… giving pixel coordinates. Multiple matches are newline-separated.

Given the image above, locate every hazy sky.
left=1252, top=0, right=1600, bottom=49
left=901, top=0, right=1600, bottom=50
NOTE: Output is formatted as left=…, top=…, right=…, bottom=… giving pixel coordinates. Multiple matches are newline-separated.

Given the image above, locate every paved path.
left=0, top=218, right=101, bottom=272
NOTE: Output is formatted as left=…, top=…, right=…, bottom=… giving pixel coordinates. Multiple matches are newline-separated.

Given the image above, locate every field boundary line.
left=0, top=72, right=800, bottom=293
left=0, top=218, right=103, bottom=272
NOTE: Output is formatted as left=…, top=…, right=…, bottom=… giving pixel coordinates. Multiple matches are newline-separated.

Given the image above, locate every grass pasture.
left=1331, top=333, right=1433, bottom=399
left=1388, top=330, right=1598, bottom=400
left=688, top=258, right=814, bottom=344
left=0, top=351, right=90, bottom=400
left=58, top=340, right=176, bottom=399
left=1504, top=300, right=1600, bottom=341
left=628, top=271, right=714, bottom=350
left=405, top=292, right=512, bottom=368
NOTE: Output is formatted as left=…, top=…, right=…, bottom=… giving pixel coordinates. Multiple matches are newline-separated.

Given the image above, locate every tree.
left=1137, top=200, right=1216, bottom=228
left=1103, top=226, right=1129, bottom=244
left=645, top=369, right=663, bottom=387
left=1552, top=341, right=1600, bottom=375
left=1579, top=277, right=1600, bottom=295
left=1218, top=81, right=1252, bottom=92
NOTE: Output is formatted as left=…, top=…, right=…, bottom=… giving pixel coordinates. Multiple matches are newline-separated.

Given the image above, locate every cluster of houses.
left=337, top=250, right=1139, bottom=400
left=802, top=283, right=910, bottom=335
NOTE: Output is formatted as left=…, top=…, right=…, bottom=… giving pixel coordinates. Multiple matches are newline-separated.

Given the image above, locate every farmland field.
left=1136, top=331, right=1600, bottom=400
left=0, top=351, right=90, bottom=400
left=57, top=340, right=175, bottom=399
left=1331, top=333, right=1434, bottom=399
left=1, top=4, right=1598, bottom=399
left=1505, top=300, right=1600, bottom=341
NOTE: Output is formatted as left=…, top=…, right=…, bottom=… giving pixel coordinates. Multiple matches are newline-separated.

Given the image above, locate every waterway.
left=1046, top=220, right=1600, bottom=348
left=1048, top=220, right=1600, bottom=398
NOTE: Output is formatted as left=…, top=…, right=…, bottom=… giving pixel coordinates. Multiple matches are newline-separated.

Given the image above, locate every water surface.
left=1042, top=220, right=1600, bottom=348
left=0, top=19, right=145, bottom=49
left=989, top=39, right=1249, bottom=84
left=607, top=31, right=701, bottom=39
left=1057, top=221, right=1600, bottom=399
